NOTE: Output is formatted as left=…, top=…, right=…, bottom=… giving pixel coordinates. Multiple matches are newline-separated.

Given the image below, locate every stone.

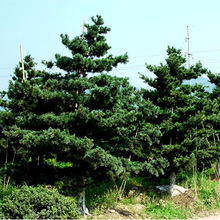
left=156, top=185, right=188, bottom=197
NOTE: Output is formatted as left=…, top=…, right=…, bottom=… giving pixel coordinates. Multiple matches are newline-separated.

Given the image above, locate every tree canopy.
left=0, top=16, right=168, bottom=190
left=140, top=46, right=220, bottom=179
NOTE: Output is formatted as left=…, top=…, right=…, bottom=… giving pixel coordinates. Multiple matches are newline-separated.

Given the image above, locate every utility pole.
left=75, top=20, right=86, bottom=110
left=20, top=44, right=26, bottom=82
left=82, top=20, right=86, bottom=38
left=186, top=26, right=192, bottom=85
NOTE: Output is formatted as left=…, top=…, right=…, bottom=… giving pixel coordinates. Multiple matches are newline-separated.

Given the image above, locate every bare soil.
left=170, top=188, right=197, bottom=207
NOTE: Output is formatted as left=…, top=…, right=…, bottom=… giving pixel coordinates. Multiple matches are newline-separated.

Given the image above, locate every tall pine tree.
left=206, top=72, right=220, bottom=176
left=140, top=46, right=216, bottom=189
left=0, top=15, right=168, bottom=215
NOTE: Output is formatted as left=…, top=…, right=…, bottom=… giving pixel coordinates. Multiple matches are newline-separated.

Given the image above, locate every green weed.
left=145, top=199, right=192, bottom=219
left=0, top=181, right=17, bottom=201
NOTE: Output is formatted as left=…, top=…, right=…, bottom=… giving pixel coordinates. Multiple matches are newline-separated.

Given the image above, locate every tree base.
left=216, top=161, right=220, bottom=179
left=78, top=189, right=92, bottom=217
left=169, top=171, right=176, bottom=196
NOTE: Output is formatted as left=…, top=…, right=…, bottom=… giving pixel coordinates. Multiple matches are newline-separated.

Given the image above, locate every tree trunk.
left=78, top=188, right=91, bottom=217
left=216, top=160, right=220, bottom=179
left=169, top=171, right=176, bottom=196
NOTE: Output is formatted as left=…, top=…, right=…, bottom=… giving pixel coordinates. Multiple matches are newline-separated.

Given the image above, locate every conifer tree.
left=206, top=72, right=220, bottom=176
left=0, top=15, right=168, bottom=216
left=0, top=55, right=54, bottom=186
left=140, top=46, right=216, bottom=188
left=44, top=15, right=128, bottom=77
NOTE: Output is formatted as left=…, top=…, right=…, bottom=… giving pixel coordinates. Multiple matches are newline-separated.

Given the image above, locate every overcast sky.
left=1, top=0, right=220, bottom=91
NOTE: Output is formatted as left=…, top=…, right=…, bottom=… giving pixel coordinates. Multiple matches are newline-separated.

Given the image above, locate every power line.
left=193, top=49, right=220, bottom=53
left=129, top=54, right=166, bottom=59
left=0, top=67, right=14, bottom=70
left=0, top=49, right=220, bottom=72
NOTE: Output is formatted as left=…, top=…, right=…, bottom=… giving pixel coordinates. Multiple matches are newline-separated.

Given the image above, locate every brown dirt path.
left=196, top=213, right=220, bottom=220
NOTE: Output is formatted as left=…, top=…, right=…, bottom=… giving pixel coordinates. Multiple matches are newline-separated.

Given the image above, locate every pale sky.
left=1, top=0, right=220, bottom=91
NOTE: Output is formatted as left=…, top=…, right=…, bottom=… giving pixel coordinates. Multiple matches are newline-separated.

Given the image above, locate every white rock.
left=156, top=185, right=188, bottom=197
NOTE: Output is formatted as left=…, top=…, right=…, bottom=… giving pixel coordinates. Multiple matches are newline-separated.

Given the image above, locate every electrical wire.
left=0, top=49, right=220, bottom=72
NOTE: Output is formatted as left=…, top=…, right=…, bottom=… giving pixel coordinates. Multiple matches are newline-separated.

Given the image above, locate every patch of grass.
left=145, top=199, right=192, bottom=219
left=90, top=188, right=118, bottom=209
left=197, top=182, right=220, bottom=209
left=121, top=194, right=145, bottom=205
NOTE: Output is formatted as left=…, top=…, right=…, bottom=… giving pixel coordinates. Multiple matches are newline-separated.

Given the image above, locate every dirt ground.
left=88, top=187, right=220, bottom=220
left=199, top=215, right=220, bottom=220
left=90, top=205, right=220, bottom=220
left=91, top=206, right=220, bottom=220
left=94, top=204, right=147, bottom=219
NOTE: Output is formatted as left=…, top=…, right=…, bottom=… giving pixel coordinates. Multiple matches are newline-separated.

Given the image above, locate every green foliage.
left=47, top=15, right=128, bottom=75
left=0, top=181, right=16, bottom=202
left=194, top=178, right=220, bottom=210
left=0, top=15, right=168, bottom=187
left=1, top=185, right=80, bottom=219
left=145, top=199, right=191, bottom=219
left=80, top=180, right=118, bottom=210
left=92, top=188, right=118, bottom=209
left=45, top=158, right=73, bottom=168
left=0, top=15, right=219, bottom=217
left=199, top=187, right=218, bottom=206
left=140, top=46, right=219, bottom=176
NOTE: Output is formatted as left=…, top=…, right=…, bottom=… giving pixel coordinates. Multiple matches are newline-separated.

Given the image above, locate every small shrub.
left=1, top=185, right=80, bottom=219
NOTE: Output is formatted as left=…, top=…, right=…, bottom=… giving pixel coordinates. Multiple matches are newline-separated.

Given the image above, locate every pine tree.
left=140, top=46, right=215, bottom=188
left=0, top=15, right=168, bottom=216
left=0, top=55, right=54, bottom=187
left=44, top=15, right=128, bottom=77
left=206, top=72, right=220, bottom=177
